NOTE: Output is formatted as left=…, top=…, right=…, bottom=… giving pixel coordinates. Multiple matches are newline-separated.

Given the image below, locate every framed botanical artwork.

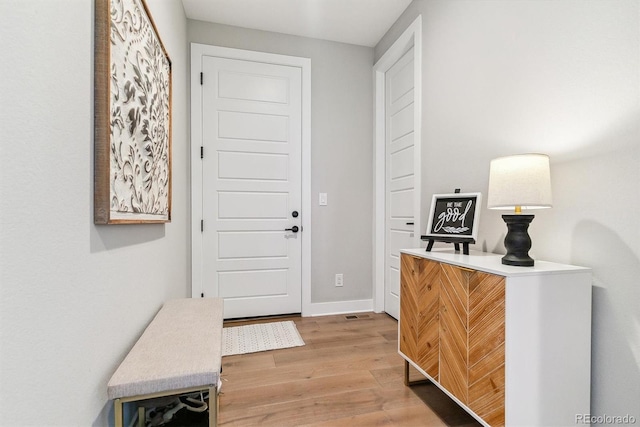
left=94, top=0, right=172, bottom=224
left=424, top=192, right=482, bottom=242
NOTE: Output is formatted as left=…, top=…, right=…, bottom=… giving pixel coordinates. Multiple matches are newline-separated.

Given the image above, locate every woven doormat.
left=222, top=320, right=305, bottom=356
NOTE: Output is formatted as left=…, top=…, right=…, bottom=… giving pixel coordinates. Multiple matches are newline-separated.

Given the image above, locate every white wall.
left=377, top=0, right=640, bottom=422
left=188, top=21, right=375, bottom=307
left=0, top=0, right=189, bottom=425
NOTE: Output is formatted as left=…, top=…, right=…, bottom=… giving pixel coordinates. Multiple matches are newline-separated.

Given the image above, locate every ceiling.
left=181, top=0, right=412, bottom=47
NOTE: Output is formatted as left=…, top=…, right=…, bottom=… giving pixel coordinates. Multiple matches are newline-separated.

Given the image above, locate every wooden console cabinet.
left=399, top=249, right=592, bottom=427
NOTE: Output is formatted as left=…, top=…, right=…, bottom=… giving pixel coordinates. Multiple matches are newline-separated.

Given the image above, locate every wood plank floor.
left=218, top=312, right=482, bottom=427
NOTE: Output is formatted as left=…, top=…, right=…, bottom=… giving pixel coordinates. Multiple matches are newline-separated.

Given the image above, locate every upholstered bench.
left=107, top=298, right=224, bottom=427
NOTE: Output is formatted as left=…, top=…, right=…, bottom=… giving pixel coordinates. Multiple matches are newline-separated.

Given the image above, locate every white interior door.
left=200, top=55, right=303, bottom=319
left=385, top=48, right=415, bottom=319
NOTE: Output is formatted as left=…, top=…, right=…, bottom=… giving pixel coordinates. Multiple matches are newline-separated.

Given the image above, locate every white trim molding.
left=372, top=16, right=423, bottom=314
left=307, top=299, right=374, bottom=317
left=190, top=43, right=312, bottom=316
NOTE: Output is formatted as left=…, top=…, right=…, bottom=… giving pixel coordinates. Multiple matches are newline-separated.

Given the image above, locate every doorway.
left=373, top=17, right=423, bottom=318
left=191, top=44, right=311, bottom=319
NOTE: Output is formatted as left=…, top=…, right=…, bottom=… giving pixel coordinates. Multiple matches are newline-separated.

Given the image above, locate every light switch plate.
left=319, top=193, right=327, bottom=206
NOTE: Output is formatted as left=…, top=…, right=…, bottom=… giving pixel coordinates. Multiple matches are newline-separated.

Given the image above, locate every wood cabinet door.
left=439, top=264, right=506, bottom=424
left=468, top=271, right=506, bottom=426
left=439, top=263, right=471, bottom=404
left=416, top=258, right=440, bottom=379
left=399, top=254, right=420, bottom=362
left=399, top=255, right=440, bottom=379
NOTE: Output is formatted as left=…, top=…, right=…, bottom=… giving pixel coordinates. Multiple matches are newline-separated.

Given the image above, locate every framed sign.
left=94, top=0, right=172, bottom=224
left=425, top=192, right=482, bottom=241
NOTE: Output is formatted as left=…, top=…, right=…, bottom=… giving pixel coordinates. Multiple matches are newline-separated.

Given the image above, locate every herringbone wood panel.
left=439, top=264, right=470, bottom=404
left=468, top=272, right=505, bottom=426
left=399, top=255, right=440, bottom=379
left=416, top=258, right=440, bottom=379
left=400, top=254, right=505, bottom=426
left=399, top=255, right=420, bottom=362
left=400, top=256, right=506, bottom=426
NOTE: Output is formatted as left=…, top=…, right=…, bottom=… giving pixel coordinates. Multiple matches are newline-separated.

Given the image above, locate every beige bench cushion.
left=107, top=298, right=223, bottom=400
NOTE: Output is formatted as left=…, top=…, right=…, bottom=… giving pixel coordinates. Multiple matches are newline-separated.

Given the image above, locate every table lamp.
left=487, top=153, right=552, bottom=266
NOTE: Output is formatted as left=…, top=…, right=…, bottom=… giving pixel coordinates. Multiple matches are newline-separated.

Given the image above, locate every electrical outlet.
left=335, top=273, right=343, bottom=287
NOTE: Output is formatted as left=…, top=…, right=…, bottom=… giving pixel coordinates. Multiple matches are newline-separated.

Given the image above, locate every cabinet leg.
left=404, top=360, right=432, bottom=386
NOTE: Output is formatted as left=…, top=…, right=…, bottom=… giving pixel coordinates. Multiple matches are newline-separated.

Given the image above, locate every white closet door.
left=385, top=48, right=415, bottom=320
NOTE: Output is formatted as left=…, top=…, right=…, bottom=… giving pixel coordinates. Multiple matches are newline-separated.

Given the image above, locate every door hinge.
left=201, top=219, right=204, bottom=232
left=200, top=72, right=203, bottom=85
left=200, top=146, right=204, bottom=159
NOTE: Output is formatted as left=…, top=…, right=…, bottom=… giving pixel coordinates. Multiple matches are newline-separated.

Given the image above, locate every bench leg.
left=137, top=406, right=146, bottom=427
left=114, top=399, right=123, bottom=427
left=209, top=385, right=218, bottom=426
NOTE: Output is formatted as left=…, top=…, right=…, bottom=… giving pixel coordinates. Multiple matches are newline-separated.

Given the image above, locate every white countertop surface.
left=400, top=248, right=591, bottom=277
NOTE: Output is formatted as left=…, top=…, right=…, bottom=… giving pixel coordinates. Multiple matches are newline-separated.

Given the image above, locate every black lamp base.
left=501, top=214, right=535, bottom=266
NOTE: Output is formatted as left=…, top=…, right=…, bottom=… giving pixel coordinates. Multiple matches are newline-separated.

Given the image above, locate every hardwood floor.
left=218, top=312, right=481, bottom=426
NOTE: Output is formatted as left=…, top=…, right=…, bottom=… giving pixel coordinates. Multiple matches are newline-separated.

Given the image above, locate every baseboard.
left=305, top=299, right=373, bottom=317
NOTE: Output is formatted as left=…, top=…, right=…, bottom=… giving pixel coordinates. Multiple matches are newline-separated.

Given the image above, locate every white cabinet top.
left=400, top=248, right=591, bottom=277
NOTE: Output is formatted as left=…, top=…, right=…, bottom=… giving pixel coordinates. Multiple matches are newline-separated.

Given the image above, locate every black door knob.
left=285, top=226, right=299, bottom=233
left=292, top=210, right=299, bottom=218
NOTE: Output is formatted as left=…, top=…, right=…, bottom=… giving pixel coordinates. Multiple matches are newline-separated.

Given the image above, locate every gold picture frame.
left=94, top=0, right=172, bottom=224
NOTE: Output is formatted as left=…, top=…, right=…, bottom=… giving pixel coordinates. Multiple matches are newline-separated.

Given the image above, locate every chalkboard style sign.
left=423, top=192, right=482, bottom=254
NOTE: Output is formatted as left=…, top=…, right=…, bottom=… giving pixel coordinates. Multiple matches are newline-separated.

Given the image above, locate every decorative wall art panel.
left=94, top=0, right=171, bottom=224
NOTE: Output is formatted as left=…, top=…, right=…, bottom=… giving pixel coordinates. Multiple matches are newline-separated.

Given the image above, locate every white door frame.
left=373, top=17, right=422, bottom=313
left=190, top=43, right=312, bottom=316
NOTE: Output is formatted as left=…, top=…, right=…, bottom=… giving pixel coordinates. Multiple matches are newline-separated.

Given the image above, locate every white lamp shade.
left=487, top=153, right=552, bottom=210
